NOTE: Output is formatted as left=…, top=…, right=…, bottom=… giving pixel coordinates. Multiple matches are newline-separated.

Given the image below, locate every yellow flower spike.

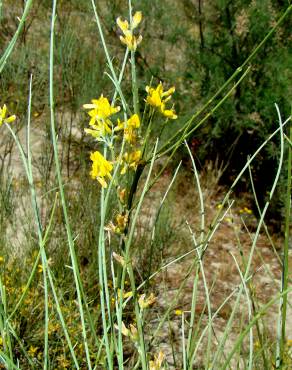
left=116, top=17, right=129, bottom=33
left=90, top=151, right=113, bottom=188
left=132, top=11, right=142, bottom=29
left=146, top=82, right=177, bottom=119
left=117, top=11, right=142, bottom=51
left=0, top=104, right=16, bottom=127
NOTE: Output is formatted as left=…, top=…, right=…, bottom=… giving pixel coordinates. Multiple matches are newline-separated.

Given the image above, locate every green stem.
left=279, top=119, right=292, bottom=363
left=131, top=51, right=139, bottom=116
left=49, top=1, right=92, bottom=368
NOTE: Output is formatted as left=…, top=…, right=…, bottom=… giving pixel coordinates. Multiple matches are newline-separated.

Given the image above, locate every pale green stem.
left=0, top=0, right=33, bottom=73
left=49, top=1, right=92, bottom=368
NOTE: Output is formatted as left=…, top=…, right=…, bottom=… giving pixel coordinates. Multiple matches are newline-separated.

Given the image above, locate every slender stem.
left=279, top=118, right=292, bottom=363
left=49, top=1, right=92, bottom=368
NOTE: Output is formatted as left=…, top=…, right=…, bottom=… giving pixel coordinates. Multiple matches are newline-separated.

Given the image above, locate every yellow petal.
left=132, top=11, right=142, bottom=29
left=97, top=177, right=108, bottom=188
left=117, top=17, right=129, bottom=33
left=5, top=115, right=16, bottom=123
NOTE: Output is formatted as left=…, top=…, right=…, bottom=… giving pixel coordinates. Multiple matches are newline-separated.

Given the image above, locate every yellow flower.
left=84, top=121, right=112, bottom=140
left=38, top=264, right=43, bottom=273
left=145, top=83, right=177, bottom=119
left=0, top=104, right=16, bottom=126
left=116, top=18, right=129, bottom=33
left=117, top=289, right=133, bottom=300
left=28, top=345, right=38, bottom=357
left=90, top=151, right=113, bottom=188
left=83, top=95, right=120, bottom=130
left=120, top=33, right=142, bottom=51
left=0, top=256, right=4, bottom=264
left=239, top=207, right=253, bottom=215
left=138, top=293, right=156, bottom=309
left=132, top=11, right=142, bottom=29
left=120, top=150, right=141, bottom=175
left=175, top=309, right=183, bottom=316
left=90, top=152, right=113, bottom=188
left=161, top=104, right=178, bottom=120
left=116, top=114, right=140, bottom=144
left=149, top=351, right=165, bottom=370
left=117, top=11, right=143, bottom=51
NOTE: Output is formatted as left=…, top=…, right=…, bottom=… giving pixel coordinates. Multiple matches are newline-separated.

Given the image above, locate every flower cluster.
left=145, top=82, right=177, bottom=119
left=0, top=104, right=16, bottom=126
left=83, top=95, right=120, bottom=141
left=90, top=151, right=113, bottom=188
left=83, top=9, right=178, bottom=194
left=116, top=11, right=143, bottom=51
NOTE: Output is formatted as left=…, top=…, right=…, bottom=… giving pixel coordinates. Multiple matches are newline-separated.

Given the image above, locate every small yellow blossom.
left=0, top=256, right=4, bottom=264
left=149, top=351, right=165, bottom=370
left=239, top=206, right=253, bottom=215
left=120, top=150, right=141, bottom=175
left=175, top=309, right=183, bottom=315
left=116, top=18, right=129, bottom=33
left=83, top=95, right=120, bottom=139
left=85, top=121, right=112, bottom=140
left=117, top=11, right=143, bottom=51
left=83, top=95, right=120, bottom=123
left=38, top=264, right=43, bottom=273
left=114, top=321, right=138, bottom=341
left=28, top=345, right=38, bottom=357
left=0, top=104, right=16, bottom=127
left=116, top=114, right=140, bottom=144
left=117, top=289, right=133, bottom=299
left=90, top=151, right=113, bottom=188
left=145, top=83, right=177, bottom=119
left=132, top=11, right=142, bottom=29
left=138, top=293, right=156, bottom=309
